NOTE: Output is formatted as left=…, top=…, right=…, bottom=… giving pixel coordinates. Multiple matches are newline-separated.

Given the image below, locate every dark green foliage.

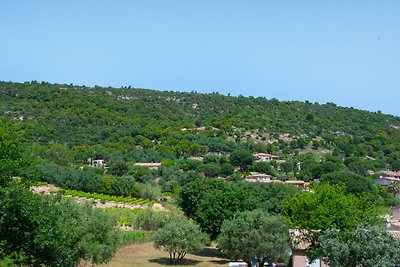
left=220, top=162, right=235, bottom=176
left=0, top=120, right=25, bottom=185
left=178, top=179, right=227, bottom=220
left=251, top=161, right=273, bottom=175
left=179, top=179, right=300, bottom=239
left=196, top=163, right=221, bottom=178
left=320, top=171, right=377, bottom=196
left=391, top=160, right=400, bottom=171
left=346, top=159, right=376, bottom=176
left=229, top=149, right=254, bottom=171
left=0, top=182, right=119, bottom=266
left=108, top=161, right=128, bottom=176
left=283, top=184, right=382, bottom=258
left=218, top=210, right=290, bottom=267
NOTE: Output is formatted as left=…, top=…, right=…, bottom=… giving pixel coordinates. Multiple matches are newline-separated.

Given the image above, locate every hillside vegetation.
left=2, top=81, right=400, bottom=266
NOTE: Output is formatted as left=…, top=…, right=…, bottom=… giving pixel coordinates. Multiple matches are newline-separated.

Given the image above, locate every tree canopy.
left=282, top=183, right=382, bottom=257
left=218, top=210, right=291, bottom=267
left=319, top=225, right=400, bottom=267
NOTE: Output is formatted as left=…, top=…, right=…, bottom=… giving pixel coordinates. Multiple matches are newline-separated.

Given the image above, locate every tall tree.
left=282, top=184, right=382, bottom=258
left=218, top=210, right=291, bottom=267
left=229, top=149, right=254, bottom=171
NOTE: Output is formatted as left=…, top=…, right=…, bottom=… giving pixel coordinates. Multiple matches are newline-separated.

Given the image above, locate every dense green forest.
left=2, top=80, right=400, bottom=266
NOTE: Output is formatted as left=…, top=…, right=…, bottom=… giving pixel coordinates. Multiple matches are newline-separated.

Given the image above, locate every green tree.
left=178, top=179, right=227, bottom=220
left=347, top=159, right=375, bottom=176
left=391, top=160, right=400, bottom=171
left=0, top=182, right=119, bottom=266
left=218, top=210, right=291, bottom=267
left=153, top=220, right=207, bottom=263
left=282, top=184, right=382, bottom=257
left=319, top=225, right=400, bottom=267
left=0, top=120, right=24, bottom=185
left=252, top=161, right=273, bottom=175
left=220, top=163, right=235, bottom=177
left=320, top=171, right=377, bottom=196
left=229, top=149, right=254, bottom=171
left=108, top=161, right=128, bottom=176
left=197, top=163, right=221, bottom=178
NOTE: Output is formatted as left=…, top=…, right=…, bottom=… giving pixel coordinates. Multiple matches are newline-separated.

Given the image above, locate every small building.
left=245, top=173, right=272, bottom=183
left=254, top=153, right=279, bottom=162
left=133, top=162, right=162, bottom=169
left=87, top=158, right=105, bottom=168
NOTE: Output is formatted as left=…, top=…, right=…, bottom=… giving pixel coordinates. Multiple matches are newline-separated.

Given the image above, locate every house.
left=254, top=153, right=279, bottom=162
left=133, top=162, right=162, bottom=169
left=87, top=158, right=105, bottom=168
left=245, top=173, right=272, bottom=183
left=290, top=229, right=329, bottom=267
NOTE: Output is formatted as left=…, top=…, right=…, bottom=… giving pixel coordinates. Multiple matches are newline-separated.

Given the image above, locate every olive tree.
left=320, top=225, right=400, bottom=267
left=153, top=220, right=208, bottom=263
left=218, top=210, right=291, bottom=267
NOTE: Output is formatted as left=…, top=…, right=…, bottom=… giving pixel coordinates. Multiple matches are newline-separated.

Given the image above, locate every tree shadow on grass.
left=148, top=258, right=201, bottom=266
left=192, top=247, right=225, bottom=258
left=192, top=247, right=230, bottom=265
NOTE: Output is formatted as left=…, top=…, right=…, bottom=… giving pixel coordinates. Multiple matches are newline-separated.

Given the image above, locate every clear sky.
left=1, top=1, right=399, bottom=115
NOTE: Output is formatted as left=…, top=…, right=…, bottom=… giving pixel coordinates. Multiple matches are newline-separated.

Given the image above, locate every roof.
left=378, top=171, right=400, bottom=177
left=248, top=172, right=271, bottom=178
left=133, top=163, right=162, bottom=168
left=254, top=153, right=279, bottom=158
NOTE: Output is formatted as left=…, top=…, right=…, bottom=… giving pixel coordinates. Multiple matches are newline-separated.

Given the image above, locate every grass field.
left=98, top=242, right=230, bottom=267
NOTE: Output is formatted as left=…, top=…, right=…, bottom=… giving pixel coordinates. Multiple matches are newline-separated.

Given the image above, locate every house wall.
left=292, top=255, right=308, bottom=267
left=292, top=253, right=329, bottom=267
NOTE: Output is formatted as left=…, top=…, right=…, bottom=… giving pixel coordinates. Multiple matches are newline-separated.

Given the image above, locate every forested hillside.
left=2, top=81, right=400, bottom=163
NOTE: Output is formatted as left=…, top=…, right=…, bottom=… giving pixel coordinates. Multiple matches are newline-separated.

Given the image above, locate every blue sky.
left=1, top=1, right=399, bottom=115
